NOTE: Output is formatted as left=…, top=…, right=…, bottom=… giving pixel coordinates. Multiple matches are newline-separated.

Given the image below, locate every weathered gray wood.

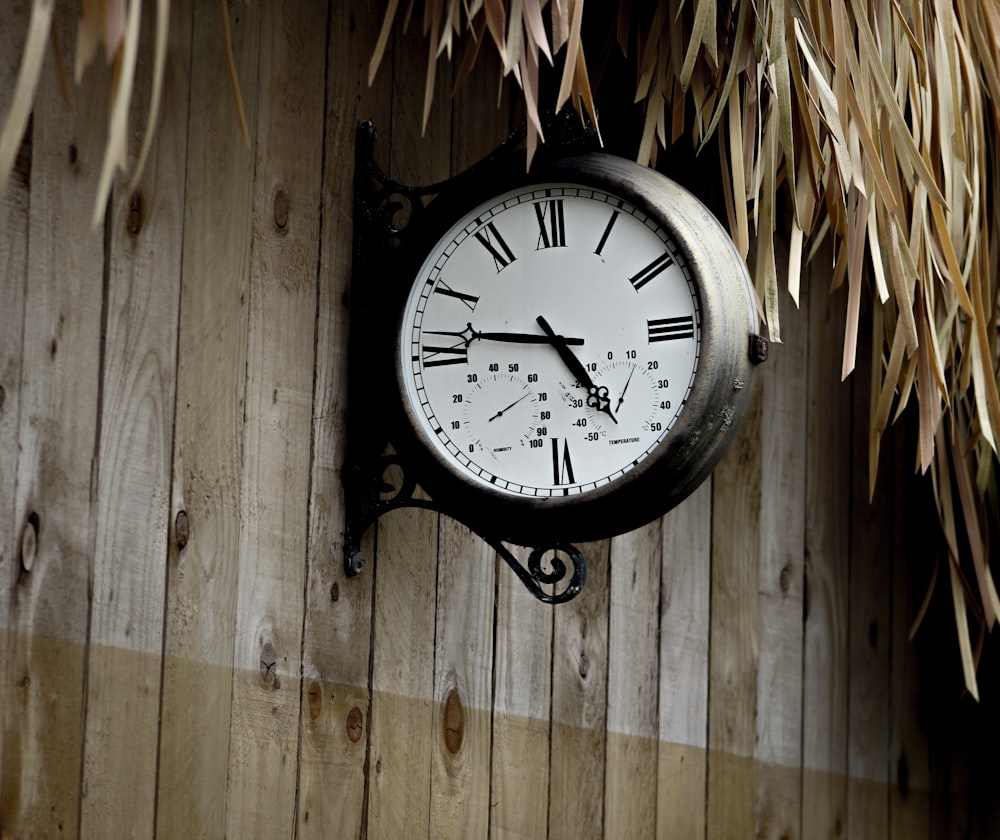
left=755, top=253, right=808, bottom=839
left=2, top=6, right=108, bottom=833
left=490, top=546, right=554, bottom=840
left=803, top=255, right=851, bottom=839
left=847, top=309, right=892, bottom=837
left=0, top=0, right=32, bottom=806
left=224, top=2, right=327, bottom=836
left=155, top=2, right=261, bottom=834
left=296, top=2, right=390, bottom=836
left=707, top=387, right=763, bottom=837
left=656, top=479, right=712, bottom=840
left=549, top=540, right=610, bottom=840
left=79, top=2, right=190, bottom=834
left=605, top=522, right=662, bottom=838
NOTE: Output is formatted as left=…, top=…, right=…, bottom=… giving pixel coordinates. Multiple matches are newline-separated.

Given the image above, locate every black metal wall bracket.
left=341, top=118, right=597, bottom=605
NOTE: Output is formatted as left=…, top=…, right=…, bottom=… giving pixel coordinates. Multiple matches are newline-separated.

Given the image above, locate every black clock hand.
left=536, top=316, right=618, bottom=424
left=423, top=323, right=583, bottom=346
left=615, top=365, right=637, bottom=413
left=476, top=330, right=584, bottom=346
left=487, top=392, right=531, bottom=422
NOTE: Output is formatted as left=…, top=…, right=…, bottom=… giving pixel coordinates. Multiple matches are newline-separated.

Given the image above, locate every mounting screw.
left=346, top=551, right=365, bottom=577
left=749, top=333, right=769, bottom=364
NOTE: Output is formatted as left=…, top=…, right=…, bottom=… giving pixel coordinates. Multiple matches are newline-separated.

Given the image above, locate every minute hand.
left=536, top=315, right=617, bottom=424
left=476, top=329, right=584, bottom=346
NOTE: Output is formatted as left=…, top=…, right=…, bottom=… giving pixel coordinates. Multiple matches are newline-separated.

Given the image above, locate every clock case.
left=344, top=118, right=765, bottom=603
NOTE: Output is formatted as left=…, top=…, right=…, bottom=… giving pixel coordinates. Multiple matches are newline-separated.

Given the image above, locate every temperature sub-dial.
left=461, top=373, right=541, bottom=459
left=586, top=360, right=661, bottom=433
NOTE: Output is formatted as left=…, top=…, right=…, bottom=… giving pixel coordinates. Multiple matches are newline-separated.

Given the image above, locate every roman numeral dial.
left=399, top=183, right=703, bottom=500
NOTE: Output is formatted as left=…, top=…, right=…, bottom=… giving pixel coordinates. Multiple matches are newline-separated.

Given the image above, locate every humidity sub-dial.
left=462, top=374, right=540, bottom=458
left=587, top=360, right=660, bottom=432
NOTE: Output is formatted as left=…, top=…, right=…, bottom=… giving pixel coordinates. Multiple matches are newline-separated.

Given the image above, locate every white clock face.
left=399, top=183, right=701, bottom=498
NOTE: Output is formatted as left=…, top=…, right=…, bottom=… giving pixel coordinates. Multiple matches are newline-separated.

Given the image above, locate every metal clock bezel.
left=383, top=152, right=759, bottom=544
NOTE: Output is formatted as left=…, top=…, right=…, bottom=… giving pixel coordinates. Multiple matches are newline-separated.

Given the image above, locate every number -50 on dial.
left=391, top=154, right=761, bottom=543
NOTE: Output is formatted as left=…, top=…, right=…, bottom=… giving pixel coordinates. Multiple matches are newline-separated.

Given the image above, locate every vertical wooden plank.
left=0, top=0, right=31, bottom=802
left=426, top=47, right=508, bottom=840
left=78, top=3, right=191, bottom=835
left=1, top=6, right=108, bottom=834
left=223, top=3, right=327, bottom=836
left=889, top=423, right=931, bottom=839
left=707, top=387, right=762, bottom=838
left=297, top=2, right=390, bottom=836
left=656, top=479, right=712, bottom=840
left=605, top=522, right=662, bottom=838
left=365, top=20, right=451, bottom=840
left=846, top=312, right=892, bottom=837
left=802, top=257, right=851, bottom=838
left=428, top=523, right=496, bottom=840
left=366, top=504, right=438, bottom=838
left=549, top=541, right=610, bottom=840
left=490, top=550, right=553, bottom=840
left=155, top=2, right=260, bottom=835
left=755, top=251, right=808, bottom=839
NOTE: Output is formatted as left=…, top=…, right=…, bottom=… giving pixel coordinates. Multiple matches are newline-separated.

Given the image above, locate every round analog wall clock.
left=387, top=152, right=762, bottom=544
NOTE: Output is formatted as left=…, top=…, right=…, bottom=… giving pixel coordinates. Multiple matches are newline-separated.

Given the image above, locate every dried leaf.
left=0, top=0, right=54, bottom=203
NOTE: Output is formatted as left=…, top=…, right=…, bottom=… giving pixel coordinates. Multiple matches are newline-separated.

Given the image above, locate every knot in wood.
left=346, top=706, right=364, bottom=743
left=174, top=510, right=190, bottom=549
left=273, top=188, right=290, bottom=233
left=443, top=688, right=464, bottom=754
left=20, top=512, right=39, bottom=573
left=127, top=192, right=144, bottom=237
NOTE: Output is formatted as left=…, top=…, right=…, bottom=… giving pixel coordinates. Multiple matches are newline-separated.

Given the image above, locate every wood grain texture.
left=846, top=310, right=891, bottom=838
left=605, top=521, right=662, bottom=838
left=755, top=248, right=808, bottom=839
left=707, top=386, right=763, bottom=838
left=296, top=2, right=390, bottom=836
left=490, top=546, right=554, bottom=840
left=802, top=258, right=851, bottom=839
left=0, top=7, right=984, bottom=837
left=429, top=521, right=496, bottom=840
left=0, top=0, right=31, bottom=813
left=224, top=3, right=327, bottom=836
left=657, top=479, right=712, bottom=840
left=0, top=5, right=108, bottom=834
left=549, top=540, right=610, bottom=840
left=155, top=2, right=261, bottom=835
left=78, top=3, right=191, bottom=834
left=366, top=507, right=438, bottom=838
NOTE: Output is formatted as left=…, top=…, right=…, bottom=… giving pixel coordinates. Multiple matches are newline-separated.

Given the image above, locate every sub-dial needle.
left=487, top=392, right=532, bottom=422
left=615, top=365, right=637, bottom=413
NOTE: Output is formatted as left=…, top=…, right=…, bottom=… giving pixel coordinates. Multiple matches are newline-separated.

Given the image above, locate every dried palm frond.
left=368, top=0, right=1000, bottom=697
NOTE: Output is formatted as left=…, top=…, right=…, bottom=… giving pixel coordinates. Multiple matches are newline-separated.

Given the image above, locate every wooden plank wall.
left=0, top=1, right=995, bottom=837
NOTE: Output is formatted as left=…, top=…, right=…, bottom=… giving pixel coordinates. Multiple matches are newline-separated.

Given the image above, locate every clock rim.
left=384, top=152, right=759, bottom=544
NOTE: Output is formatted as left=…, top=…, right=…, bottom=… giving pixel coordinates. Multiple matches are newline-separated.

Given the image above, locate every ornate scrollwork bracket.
left=342, top=118, right=595, bottom=605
